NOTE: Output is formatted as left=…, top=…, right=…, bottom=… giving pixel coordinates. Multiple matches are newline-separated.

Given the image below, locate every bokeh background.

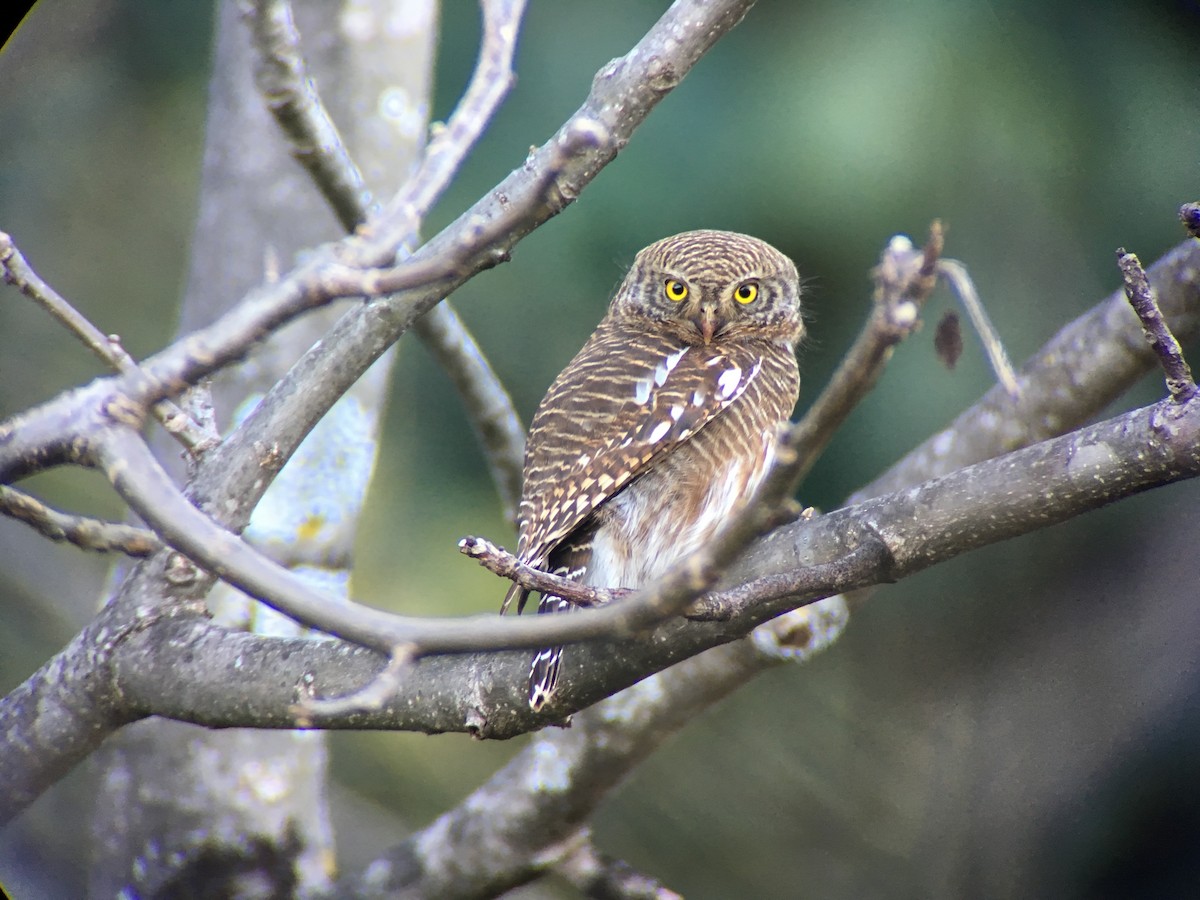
left=2, top=1, right=1199, bottom=896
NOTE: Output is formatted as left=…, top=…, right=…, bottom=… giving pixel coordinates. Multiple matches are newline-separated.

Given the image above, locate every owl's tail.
left=501, top=580, right=529, bottom=616
left=528, top=595, right=573, bottom=711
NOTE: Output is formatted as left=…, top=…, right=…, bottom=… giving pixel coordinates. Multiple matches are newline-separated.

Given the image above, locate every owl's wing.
left=515, top=326, right=774, bottom=573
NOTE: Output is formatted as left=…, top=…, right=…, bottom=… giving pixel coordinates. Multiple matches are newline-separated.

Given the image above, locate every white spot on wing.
left=654, top=348, right=688, bottom=386
left=647, top=420, right=671, bottom=443
left=691, top=388, right=706, bottom=406
left=717, top=364, right=743, bottom=398
left=633, top=378, right=652, bottom=405
left=669, top=404, right=684, bottom=420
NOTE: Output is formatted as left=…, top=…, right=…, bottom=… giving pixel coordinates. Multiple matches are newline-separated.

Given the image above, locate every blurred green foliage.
left=2, top=1, right=1199, bottom=897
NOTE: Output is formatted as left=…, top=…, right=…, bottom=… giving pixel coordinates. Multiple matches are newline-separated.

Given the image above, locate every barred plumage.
left=504, top=230, right=804, bottom=711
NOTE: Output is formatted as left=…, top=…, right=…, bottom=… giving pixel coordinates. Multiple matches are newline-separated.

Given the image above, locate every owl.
left=504, top=230, right=804, bottom=711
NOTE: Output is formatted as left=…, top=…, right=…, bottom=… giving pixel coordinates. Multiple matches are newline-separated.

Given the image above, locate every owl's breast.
left=585, top=410, right=780, bottom=590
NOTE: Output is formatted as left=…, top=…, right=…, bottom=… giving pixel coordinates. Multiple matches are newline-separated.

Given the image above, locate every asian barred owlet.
left=504, top=230, right=804, bottom=711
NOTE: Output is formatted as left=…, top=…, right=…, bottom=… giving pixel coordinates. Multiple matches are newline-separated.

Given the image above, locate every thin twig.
left=372, top=0, right=528, bottom=247
left=0, top=233, right=218, bottom=455
left=790, top=224, right=944, bottom=482
left=0, top=485, right=161, bottom=556
left=937, top=258, right=1020, bottom=397
left=1117, top=247, right=1197, bottom=402
left=460, top=536, right=626, bottom=608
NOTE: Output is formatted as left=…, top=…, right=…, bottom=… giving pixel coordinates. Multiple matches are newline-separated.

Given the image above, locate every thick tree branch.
left=87, top=388, right=1200, bottom=734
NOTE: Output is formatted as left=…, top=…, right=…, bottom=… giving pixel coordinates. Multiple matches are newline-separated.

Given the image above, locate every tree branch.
left=89, top=387, right=1200, bottom=735
left=0, top=485, right=160, bottom=556
left=937, top=257, right=1020, bottom=396
left=245, top=0, right=370, bottom=229
left=1117, top=247, right=1196, bottom=401
left=0, top=232, right=218, bottom=454
left=791, top=226, right=942, bottom=481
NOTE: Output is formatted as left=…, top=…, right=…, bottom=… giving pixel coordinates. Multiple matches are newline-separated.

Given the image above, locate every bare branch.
left=461, top=535, right=626, bottom=608
left=291, top=643, right=415, bottom=723
left=1117, top=247, right=1196, bottom=401
left=245, top=0, right=370, bottom=228
left=0, top=485, right=161, bottom=556
left=857, top=238, right=1200, bottom=501
left=0, top=232, right=218, bottom=455
left=373, top=0, right=529, bottom=244
left=419, top=306, right=526, bottom=523
left=460, top=528, right=875, bottom=626
left=791, top=225, right=943, bottom=480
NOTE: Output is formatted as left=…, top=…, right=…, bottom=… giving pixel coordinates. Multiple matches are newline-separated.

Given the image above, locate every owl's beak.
left=697, top=305, right=722, bottom=344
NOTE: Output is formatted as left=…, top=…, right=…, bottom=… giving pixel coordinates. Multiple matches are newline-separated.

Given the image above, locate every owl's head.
left=612, top=230, right=804, bottom=347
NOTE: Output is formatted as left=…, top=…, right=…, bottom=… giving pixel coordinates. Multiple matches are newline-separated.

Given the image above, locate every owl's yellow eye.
left=734, top=282, right=759, bottom=304
left=664, top=279, right=689, bottom=302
